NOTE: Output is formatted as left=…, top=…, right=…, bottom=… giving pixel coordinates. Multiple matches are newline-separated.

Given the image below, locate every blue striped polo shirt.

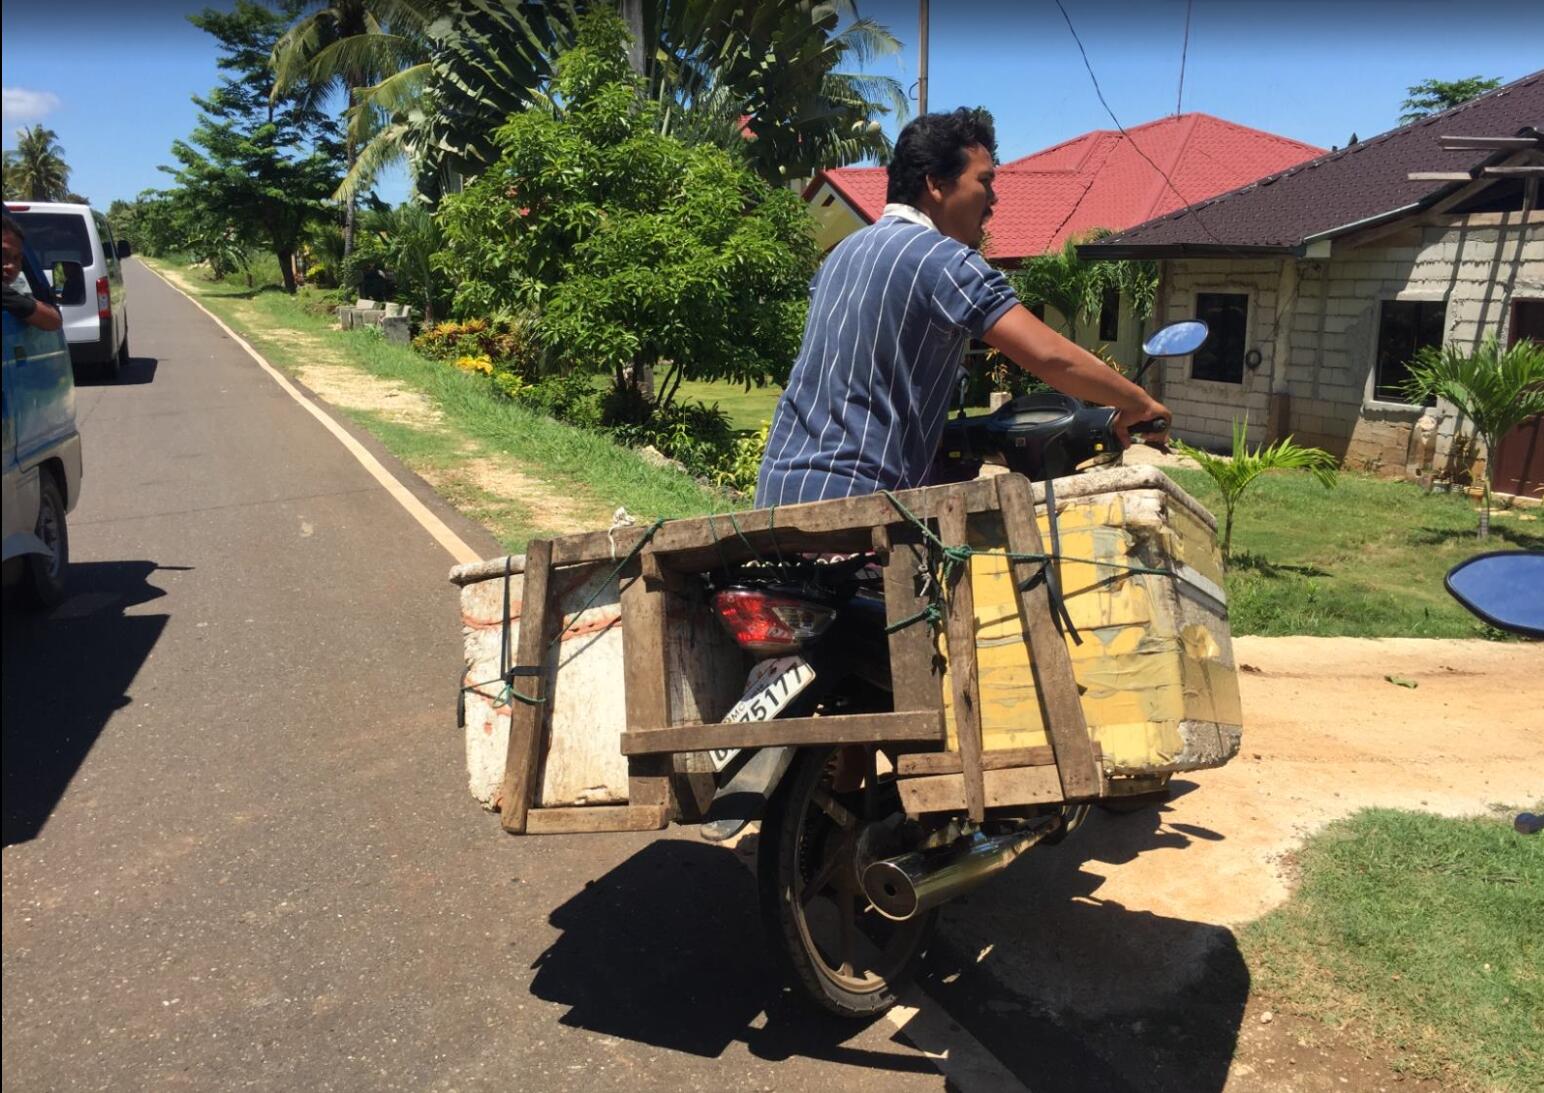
left=756, top=213, right=1018, bottom=506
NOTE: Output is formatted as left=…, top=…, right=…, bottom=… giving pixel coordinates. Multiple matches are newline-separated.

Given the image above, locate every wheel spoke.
left=835, top=877, right=858, bottom=977
left=798, top=830, right=853, bottom=907
left=811, top=789, right=857, bottom=828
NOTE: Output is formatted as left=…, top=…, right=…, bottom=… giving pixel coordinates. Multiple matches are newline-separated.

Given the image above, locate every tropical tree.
left=270, top=0, right=430, bottom=256
left=437, top=9, right=818, bottom=421
left=324, top=0, right=906, bottom=203
left=358, top=201, right=445, bottom=321
left=1172, top=419, right=1338, bottom=561
left=1405, top=336, right=1544, bottom=539
left=3, top=125, right=72, bottom=201
left=1009, top=229, right=1157, bottom=341
left=169, top=1, right=343, bottom=293
left=1399, top=76, right=1502, bottom=125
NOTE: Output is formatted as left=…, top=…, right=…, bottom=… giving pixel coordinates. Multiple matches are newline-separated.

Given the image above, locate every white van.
left=4, top=202, right=130, bottom=379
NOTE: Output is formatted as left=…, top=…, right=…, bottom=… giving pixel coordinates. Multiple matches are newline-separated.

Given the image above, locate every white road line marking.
left=142, top=262, right=481, bottom=565
left=887, top=985, right=1033, bottom=1093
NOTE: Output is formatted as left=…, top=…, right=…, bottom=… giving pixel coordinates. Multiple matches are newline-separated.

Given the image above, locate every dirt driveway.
left=931, top=635, right=1542, bottom=1090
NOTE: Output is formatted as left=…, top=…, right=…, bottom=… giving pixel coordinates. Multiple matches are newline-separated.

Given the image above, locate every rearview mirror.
left=1142, top=320, right=1209, bottom=358
left=50, top=260, right=87, bottom=307
left=1445, top=551, right=1544, bottom=638
left=116, top=239, right=133, bottom=259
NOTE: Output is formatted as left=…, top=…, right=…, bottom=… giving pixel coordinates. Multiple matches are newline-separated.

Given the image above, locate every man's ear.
left=923, top=173, right=947, bottom=205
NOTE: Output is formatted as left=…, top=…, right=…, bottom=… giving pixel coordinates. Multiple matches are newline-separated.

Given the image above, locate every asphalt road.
left=0, top=261, right=983, bottom=1091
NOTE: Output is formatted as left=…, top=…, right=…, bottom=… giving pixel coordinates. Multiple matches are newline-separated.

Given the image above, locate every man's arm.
left=2, top=282, right=63, bottom=332
left=981, top=303, right=1170, bottom=445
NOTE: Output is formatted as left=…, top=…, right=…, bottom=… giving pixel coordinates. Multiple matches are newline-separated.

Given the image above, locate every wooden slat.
left=1407, top=171, right=1475, bottom=181
left=468, top=477, right=1006, bottom=574
left=880, top=523, right=943, bottom=725
left=619, top=710, right=944, bottom=756
left=936, top=494, right=985, bottom=823
left=896, top=742, right=1103, bottom=776
left=621, top=565, right=675, bottom=819
left=897, top=766, right=1065, bottom=815
left=497, top=538, right=554, bottom=834
left=995, top=475, right=1103, bottom=800
left=524, top=805, right=669, bottom=835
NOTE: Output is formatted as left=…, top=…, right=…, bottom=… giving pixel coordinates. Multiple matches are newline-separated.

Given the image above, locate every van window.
left=9, top=212, right=93, bottom=271
left=95, top=212, right=121, bottom=282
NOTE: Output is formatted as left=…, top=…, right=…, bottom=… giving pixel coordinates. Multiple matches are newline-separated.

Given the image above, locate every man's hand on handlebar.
left=1114, top=398, right=1173, bottom=449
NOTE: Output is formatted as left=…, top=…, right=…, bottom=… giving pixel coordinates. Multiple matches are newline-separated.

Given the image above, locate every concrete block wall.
left=1156, top=218, right=1543, bottom=477
left=1155, top=260, right=1281, bottom=449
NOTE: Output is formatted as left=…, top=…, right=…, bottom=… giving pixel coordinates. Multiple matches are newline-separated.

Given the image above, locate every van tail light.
left=96, top=277, right=111, bottom=318
left=5, top=204, right=29, bottom=212
left=712, top=590, right=836, bottom=655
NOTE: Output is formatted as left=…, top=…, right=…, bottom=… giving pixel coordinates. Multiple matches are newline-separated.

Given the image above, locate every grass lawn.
left=1240, top=808, right=1543, bottom=1090
left=673, top=378, right=782, bottom=433
left=1166, top=467, right=1542, bottom=639
left=142, top=257, right=739, bottom=551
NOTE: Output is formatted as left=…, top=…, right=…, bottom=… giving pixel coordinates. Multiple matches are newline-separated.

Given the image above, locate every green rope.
left=876, top=489, right=1177, bottom=635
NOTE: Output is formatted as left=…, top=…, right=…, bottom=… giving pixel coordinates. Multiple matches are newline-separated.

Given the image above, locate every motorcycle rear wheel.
left=757, top=746, right=936, bottom=1017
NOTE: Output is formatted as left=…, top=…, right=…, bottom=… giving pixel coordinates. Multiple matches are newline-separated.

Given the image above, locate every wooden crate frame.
left=466, top=474, right=1101, bottom=835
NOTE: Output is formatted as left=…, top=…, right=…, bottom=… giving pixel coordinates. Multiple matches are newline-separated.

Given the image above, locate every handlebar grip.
left=1129, top=416, right=1170, bottom=435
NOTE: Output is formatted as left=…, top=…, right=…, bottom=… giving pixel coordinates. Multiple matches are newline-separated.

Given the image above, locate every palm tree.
left=1172, top=418, right=1338, bottom=561
left=271, top=0, right=430, bottom=257
left=325, top=0, right=908, bottom=203
left=1405, top=336, right=1544, bottom=539
left=3, top=125, right=71, bottom=201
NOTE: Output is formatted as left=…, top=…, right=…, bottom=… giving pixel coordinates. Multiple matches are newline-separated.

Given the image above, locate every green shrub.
left=514, top=373, right=604, bottom=428
left=609, top=400, right=736, bottom=482
left=719, top=422, right=770, bottom=497
left=413, top=317, right=539, bottom=370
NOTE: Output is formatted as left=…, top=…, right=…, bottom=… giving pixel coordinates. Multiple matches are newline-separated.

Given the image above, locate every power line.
left=1050, top=0, right=1302, bottom=341
left=1176, top=0, right=1193, bottom=116
left=1050, top=0, right=1234, bottom=254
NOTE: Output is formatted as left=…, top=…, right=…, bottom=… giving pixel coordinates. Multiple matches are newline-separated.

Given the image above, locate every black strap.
left=1042, top=474, right=1083, bottom=645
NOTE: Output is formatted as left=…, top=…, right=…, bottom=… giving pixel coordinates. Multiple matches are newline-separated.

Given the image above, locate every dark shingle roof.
left=1081, top=71, right=1542, bottom=258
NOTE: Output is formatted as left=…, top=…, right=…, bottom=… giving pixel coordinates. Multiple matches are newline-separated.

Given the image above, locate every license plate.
left=707, top=656, right=817, bottom=773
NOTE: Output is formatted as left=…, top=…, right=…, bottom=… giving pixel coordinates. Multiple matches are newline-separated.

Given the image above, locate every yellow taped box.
left=940, top=464, right=1242, bottom=777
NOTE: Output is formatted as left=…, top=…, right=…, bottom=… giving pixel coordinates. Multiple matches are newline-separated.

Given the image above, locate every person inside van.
left=2, top=215, right=63, bottom=332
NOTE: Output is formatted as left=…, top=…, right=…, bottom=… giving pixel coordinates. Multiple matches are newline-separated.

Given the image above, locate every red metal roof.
left=804, top=113, right=1324, bottom=261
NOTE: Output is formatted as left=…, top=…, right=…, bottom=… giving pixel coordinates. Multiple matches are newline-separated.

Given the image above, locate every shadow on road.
left=529, top=791, right=1247, bottom=1090
left=2, top=560, right=181, bottom=845
left=73, top=355, right=159, bottom=387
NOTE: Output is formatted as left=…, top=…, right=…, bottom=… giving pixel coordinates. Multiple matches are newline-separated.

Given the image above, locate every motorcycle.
left=698, top=320, right=1209, bottom=1016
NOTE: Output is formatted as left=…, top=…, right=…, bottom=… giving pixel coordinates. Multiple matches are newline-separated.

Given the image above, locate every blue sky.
left=4, top=1, right=1541, bottom=210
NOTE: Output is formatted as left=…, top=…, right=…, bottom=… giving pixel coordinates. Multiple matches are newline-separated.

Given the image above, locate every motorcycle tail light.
left=712, top=590, right=835, bottom=655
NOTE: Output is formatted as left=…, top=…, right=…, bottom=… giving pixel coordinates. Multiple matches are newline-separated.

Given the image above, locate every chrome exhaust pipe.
left=862, top=820, right=1057, bottom=922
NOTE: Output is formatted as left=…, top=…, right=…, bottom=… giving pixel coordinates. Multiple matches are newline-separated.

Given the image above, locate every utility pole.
left=918, top=0, right=929, bottom=115
left=623, top=0, right=646, bottom=76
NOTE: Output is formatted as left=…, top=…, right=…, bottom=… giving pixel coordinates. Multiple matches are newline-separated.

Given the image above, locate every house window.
left=1098, top=288, right=1120, bottom=342
left=1191, top=293, right=1249, bottom=383
left=1374, top=299, right=1446, bottom=402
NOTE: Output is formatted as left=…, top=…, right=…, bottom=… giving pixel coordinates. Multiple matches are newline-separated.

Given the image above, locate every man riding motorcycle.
left=757, top=107, right=1170, bottom=505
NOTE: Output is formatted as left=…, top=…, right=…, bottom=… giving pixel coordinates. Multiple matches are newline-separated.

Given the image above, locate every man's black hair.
left=1, top=214, right=23, bottom=241
left=885, top=107, right=998, bottom=205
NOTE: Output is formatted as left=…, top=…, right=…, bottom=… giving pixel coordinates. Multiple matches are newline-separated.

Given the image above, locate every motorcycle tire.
left=757, top=745, right=936, bottom=1018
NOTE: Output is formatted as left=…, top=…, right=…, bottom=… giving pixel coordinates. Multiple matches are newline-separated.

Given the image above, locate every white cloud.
left=2, top=87, right=62, bottom=128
